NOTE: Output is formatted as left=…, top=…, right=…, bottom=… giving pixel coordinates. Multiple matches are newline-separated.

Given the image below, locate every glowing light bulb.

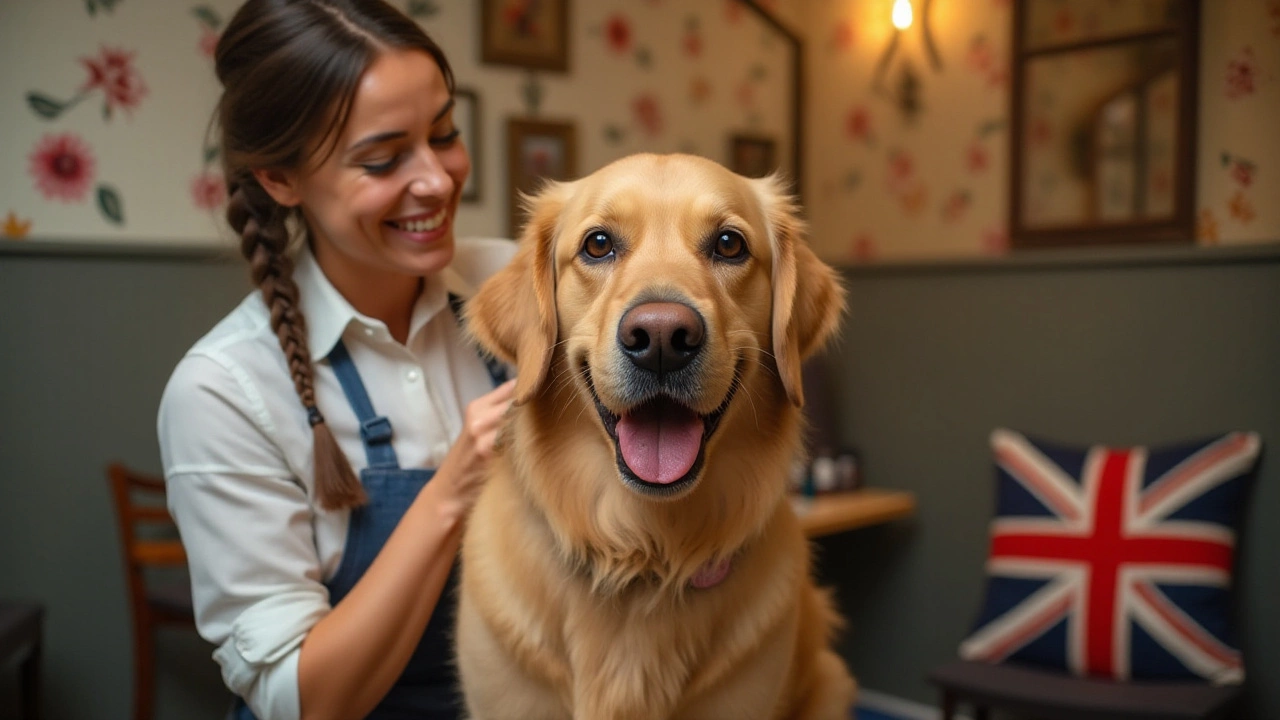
left=892, top=0, right=913, bottom=30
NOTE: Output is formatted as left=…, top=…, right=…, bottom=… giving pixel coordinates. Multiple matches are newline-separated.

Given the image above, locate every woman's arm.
left=295, top=378, right=516, bottom=720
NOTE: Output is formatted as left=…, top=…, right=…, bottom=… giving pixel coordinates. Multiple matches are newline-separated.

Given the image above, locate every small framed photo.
left=506, top=118, right=577, bottom=237
left=480, top=0, right=570, bottom=72
left=728, top=134, right=778, bottom=178
left=454, top=88, right=481, bottom=203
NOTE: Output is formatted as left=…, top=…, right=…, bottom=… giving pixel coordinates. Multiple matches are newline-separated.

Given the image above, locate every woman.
left=157, top=1, right=516, bottom=718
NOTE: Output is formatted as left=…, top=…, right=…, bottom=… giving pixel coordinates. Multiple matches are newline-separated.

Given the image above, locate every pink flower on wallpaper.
left=1230, top=160, right=1255, bottom=188
left=689, top=77, right=712, bottom=104
left=1197, top=208, right=1220, bottom=244
left=683, top=29, right=702, bottom=58
left=987, top=67, right=1010, bottom=89
left=1225, top=47, right=1257, bottom=100
left=982, top=226, right=1010, bottom=255
left=80, top=46, right=148, bottom=119
left=966, top=141, right=990, bottom=174
left=830, top=20, right=856, bottom=52
left=633, top=93, right=663, bottom=136
left=850, top=233, right=877, bottom=262
left=967, top=35, right=993, bottom=74
left=28, top=133, right=96, bottom=202
left=199, top=28, right=220, bottom=58
left=887, top=149, right=915, bottom=187
left=845, top=106, right=873, bottom=144
left=191, top=172, right=227, bottom=210
left=606, top=13, right=633, bottom=54
left=942, top=190, right=972, bottom=223
left=1229, top=191, right=1256, bottom=224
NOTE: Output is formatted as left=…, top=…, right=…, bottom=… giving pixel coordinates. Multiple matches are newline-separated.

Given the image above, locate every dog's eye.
left=582, top=230, right=615, bottom=260
left=712, top=230, right=747, bottom=261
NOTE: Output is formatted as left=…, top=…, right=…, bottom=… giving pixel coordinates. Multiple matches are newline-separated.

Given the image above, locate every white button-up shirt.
left=158, top=238, right=516, bottom=720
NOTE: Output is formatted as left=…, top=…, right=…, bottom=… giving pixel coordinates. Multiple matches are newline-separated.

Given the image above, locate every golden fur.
left=458, top=153, right=855, bottom=720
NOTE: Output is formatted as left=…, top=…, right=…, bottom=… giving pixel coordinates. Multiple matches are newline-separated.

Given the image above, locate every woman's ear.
left=464, top=181, right=570, bottom=405
left=251, top=168, right=303, bottom=207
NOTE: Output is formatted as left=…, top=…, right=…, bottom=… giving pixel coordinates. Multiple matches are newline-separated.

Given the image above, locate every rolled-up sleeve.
left=159, top=351, right=330, bottom=720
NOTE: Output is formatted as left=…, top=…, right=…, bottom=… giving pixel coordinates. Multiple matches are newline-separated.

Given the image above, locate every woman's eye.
left=713, top=230, right=747, bottom=261
left=582, top=230, right=615, bottom=260
left=429, top=129, right=461, bottom=147
left=360, top=156, right=401, bottom=175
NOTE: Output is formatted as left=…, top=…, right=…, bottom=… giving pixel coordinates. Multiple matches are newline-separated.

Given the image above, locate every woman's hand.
left=427, top=379, right=517, bottom=523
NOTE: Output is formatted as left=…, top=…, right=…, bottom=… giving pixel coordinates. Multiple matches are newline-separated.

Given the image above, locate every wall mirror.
left=1010, top=0, right=1199, bottom=248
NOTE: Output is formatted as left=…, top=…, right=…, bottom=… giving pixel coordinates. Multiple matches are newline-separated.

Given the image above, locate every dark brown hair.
left=215, top=0, right=455, bottom=510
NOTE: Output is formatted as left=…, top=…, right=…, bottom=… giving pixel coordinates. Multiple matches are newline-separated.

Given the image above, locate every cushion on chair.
left=959, top=429, right=1261, bottom=684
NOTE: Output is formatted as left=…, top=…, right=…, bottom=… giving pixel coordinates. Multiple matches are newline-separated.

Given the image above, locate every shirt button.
left=406, top=369, right=420, bottom=383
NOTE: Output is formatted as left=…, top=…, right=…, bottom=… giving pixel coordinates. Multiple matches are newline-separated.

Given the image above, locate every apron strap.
left=448, top=293, right=509, bottom=386
left=328, top=340, right=401, bottom=469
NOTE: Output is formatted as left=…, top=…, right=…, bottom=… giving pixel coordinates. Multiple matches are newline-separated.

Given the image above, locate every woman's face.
left=279, top=49, right=469, bottom=298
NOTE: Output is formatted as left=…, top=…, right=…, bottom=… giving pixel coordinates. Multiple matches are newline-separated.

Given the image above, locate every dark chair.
left=929, top=659, right=1241, bottom=720
left=107, top=463, right=197, bottom=720
left=0, top=601, right=43, bottom=720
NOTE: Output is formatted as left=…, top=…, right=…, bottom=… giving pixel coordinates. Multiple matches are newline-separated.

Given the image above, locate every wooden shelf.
left=792, top=488, right=917, bottom=538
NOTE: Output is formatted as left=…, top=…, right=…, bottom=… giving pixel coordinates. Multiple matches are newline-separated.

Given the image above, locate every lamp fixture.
left=892, top=0, right=914, bottom=31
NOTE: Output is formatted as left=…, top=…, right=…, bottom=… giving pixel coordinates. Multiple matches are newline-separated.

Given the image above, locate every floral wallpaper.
left=0, top=0, right=792, bottom=246
left=803, top=0, right=1280, bottom=262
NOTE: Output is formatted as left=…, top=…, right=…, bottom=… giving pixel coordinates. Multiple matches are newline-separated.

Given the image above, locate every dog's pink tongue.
left=616, top=399, right=704, bottom=484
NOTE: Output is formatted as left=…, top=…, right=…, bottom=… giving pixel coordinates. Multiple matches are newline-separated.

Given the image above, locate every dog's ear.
left=758, top=176, right=847, bottom=408
left=465, top=182, right=568, bottom=405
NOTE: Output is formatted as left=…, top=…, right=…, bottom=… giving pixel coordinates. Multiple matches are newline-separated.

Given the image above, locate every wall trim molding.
left=0, top=240, right=238, bottom=263
left=836, top=241, right=1280, bottom=277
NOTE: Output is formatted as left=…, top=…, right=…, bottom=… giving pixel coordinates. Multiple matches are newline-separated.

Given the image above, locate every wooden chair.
left=107, top=463, right=196, bottom=720
left=929, top=659, right=1241, bottom=720
left=0, top=601, right=43, bottom=720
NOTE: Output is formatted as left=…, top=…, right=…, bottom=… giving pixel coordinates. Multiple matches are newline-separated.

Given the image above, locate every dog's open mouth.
left=586, top=365, right=741, bottom=497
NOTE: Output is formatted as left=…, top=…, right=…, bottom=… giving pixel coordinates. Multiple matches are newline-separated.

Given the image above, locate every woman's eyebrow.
left=349, top=131, right=407, bottom=152
left=347, top=97, right=456, bottom=152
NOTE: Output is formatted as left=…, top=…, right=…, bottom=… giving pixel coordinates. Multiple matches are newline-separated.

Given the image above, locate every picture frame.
left=728, top=134, right=778, bottom=179
left=454, top=88, right=481, bottom=203
left=480, top=0, right=570, bottom=72
left=506, top=118, right=577, bottom=237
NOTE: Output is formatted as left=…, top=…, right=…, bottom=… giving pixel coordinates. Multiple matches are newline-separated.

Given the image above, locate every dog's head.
left=467, top=153, right=844, bottom=501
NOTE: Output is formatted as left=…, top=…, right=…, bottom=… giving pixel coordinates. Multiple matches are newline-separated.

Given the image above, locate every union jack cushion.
left=960, top=428, right=1261, bottom=684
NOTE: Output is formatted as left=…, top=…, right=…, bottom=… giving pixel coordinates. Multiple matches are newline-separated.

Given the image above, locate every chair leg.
left=20, top=637, right=40, bottom=720
left=972, top=705, right=990, bottom=720
left=939, top=689, right=957, bottom=720
left=133, top=616, right=155, bottom=720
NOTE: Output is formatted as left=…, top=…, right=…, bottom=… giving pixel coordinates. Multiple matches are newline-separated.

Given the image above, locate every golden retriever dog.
left=458, top=153, right=854, bottom=720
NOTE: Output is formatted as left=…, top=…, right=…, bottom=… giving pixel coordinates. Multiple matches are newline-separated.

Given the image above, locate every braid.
left=227, top=175, right=367, bottom=510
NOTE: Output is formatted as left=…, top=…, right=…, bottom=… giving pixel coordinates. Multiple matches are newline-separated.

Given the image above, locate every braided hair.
left=213, top=0, right=455, bottom=510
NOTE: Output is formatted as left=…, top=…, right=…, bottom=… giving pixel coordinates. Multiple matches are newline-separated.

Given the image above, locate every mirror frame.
left=738, top=0, right=805, bottom=204
left=1009, top=0, right=1200, bottom=248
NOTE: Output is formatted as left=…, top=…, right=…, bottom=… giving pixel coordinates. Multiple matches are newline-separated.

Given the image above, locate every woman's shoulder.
left=451, top=237, right=518, bottom=286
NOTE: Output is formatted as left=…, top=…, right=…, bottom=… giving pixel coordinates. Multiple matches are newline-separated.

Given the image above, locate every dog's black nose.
left=618, top=302, right=705, bottom=375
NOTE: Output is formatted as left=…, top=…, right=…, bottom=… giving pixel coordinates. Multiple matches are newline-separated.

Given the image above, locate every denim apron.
left=235, top=295, right=505, bottom=720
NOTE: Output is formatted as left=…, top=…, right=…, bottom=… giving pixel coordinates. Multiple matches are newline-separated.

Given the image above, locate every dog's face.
left=468, top=153, right=843, bottom=502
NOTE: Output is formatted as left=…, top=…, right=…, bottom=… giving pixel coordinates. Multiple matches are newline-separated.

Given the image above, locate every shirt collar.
left=294, top=245, right=479, bottom=360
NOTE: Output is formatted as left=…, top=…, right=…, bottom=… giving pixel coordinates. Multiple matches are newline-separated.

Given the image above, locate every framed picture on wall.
left=454, top=88, right=481, bottom=203
left=728, top=134, right=778, bottom=178
left=506, top=118, right=576, bottom=237
left=480, top=0, right=570, bottom=72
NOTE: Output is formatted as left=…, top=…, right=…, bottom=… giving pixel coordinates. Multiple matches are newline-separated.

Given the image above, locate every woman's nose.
left=407, top=149, right=452, bottom=198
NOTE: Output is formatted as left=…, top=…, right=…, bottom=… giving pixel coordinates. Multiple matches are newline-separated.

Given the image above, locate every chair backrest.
left=107, top=464, right=187, bottom=609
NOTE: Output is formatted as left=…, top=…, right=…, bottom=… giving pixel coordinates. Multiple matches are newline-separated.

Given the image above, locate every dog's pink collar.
left=690, top=556, right=733, bottom=589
